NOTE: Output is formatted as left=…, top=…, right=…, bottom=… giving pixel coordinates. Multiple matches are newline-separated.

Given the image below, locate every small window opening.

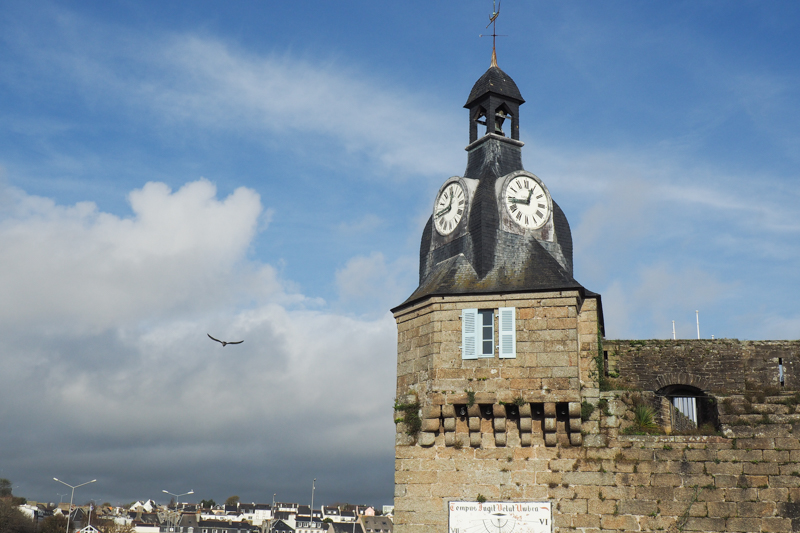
left=480, top=404, right=494, bottom=419
left=603, top=350, right=609, bottom=377
left=555, top=402, right=569, bottom=421
left=780, top=358, right=785, bottom=387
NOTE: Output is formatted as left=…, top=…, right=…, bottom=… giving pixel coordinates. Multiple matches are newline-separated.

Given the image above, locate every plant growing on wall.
left=394, top=396, right=422, bottom=437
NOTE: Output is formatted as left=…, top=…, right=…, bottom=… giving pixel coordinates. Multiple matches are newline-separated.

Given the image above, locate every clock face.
left=503, top=174, right=551, bottom=230
left=434, top=181, right=466, bottom=235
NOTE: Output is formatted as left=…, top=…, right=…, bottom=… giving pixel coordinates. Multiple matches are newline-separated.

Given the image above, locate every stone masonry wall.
left=395, top=291, right=600, bottom=410
left=604, top=339, right=800, bottom=394
left=395, top=392, right=800, bottom=533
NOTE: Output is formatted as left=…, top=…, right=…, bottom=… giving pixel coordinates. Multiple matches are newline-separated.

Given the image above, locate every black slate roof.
left=393, top=64, right=602, bottom=325
left=464, top=66, right=525, bottom=108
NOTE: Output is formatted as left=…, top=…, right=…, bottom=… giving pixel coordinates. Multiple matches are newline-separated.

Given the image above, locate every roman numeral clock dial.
left=502, top=172, right=552, bottom=230
left=434, top=180, right=467, bottom=236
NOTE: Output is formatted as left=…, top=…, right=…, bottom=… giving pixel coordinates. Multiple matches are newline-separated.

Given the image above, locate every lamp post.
left=53, top=477, right=96, bottom=533
left=162, top=490, right=194, bottom=531
left=268, top=493, right=275, bottom=533
left=310, top=479, right=316, bottom=529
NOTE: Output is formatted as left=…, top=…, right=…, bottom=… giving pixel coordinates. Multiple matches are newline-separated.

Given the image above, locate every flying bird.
left=207, top=333, right=243, bottom=347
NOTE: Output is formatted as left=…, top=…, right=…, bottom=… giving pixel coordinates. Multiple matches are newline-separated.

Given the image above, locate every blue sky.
left=1, top=0, right=799, bottom=508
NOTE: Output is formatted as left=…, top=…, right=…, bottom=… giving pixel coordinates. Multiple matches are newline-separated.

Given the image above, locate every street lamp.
left=310, top=479, right=316, bottom=528
left=268, top=493, right=276, bottom=533
left=53, top=477, right=96, bottom=533
left=162, top=490, right=193, bottom=531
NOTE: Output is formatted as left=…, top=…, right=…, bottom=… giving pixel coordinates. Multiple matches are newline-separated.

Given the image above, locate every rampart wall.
left=604, top=339, right=800, bottom=393
left=395, top=391, right=800, bottom=533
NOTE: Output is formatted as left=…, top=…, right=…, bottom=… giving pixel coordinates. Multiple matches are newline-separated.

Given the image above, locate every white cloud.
left=335, top=252, right=417, bottom=315
left=0, top=179, right=267, bottom=332
left=0, top=178, right=398, bottom=503
left=7, top=16, right=464, bottom=180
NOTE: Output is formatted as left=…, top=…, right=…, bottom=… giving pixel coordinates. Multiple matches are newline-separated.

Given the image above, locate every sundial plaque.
left=448, top=501, right=552, bottom=533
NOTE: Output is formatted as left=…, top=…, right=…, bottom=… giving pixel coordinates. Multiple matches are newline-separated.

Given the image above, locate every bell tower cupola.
left=465, top=56, right=525, bottom=143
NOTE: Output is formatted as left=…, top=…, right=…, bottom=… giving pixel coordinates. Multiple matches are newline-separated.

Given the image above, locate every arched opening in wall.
left=473, top=106, right=488, bottom=136
left=657, top=384, right=719, bottom=433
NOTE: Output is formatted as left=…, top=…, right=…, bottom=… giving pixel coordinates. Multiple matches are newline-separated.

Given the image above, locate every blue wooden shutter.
left=498, top=307, right=516, bottom=358
left=461, top=308, right=479, bottom=359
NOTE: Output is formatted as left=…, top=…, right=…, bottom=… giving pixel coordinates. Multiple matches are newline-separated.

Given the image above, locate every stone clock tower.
left=391, top=55, right=604, bottom=533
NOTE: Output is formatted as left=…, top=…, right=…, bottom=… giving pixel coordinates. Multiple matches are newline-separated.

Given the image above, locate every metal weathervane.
left=480, top=0, right=506, bottom=66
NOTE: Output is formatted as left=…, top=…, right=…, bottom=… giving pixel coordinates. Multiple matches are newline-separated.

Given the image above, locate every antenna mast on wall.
left=696, top=310, right=700, bottom=339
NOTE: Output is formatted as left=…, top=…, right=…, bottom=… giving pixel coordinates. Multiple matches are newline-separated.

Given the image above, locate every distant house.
left=270, top=519, right=296, bottom=533
left=295, top=519, right=326, bottom=533
left=275, top=503, right=299, bottom=513
left=239, top=503, right=271, bottom=526
left=272, top=511, right=295, bottom=523
left=322, top=507, right=340, bottom=522
left=361, top=516, right=392, bottom=533
left=328, top=522, right=362, bottom=533
left=197, top=519, right=259, bottom=533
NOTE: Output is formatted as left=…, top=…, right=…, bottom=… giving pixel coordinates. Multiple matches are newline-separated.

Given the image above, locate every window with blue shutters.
left=498, top=307, right=516, bottom=358
left=461, top=307, right=516, bottom=359
left=461, top=308, right=478, bottom=359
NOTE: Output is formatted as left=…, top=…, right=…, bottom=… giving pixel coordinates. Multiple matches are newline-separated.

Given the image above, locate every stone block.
left=544, top=432, right=557, bottom=447
left=725, top=517, right=762, bottom=532
left=492, top=404, right=505, bottom=417
left=569, top=432, right=583, bottom=446
left=467, top=404, right=481, bottom=417
left=583, top=434, right=608, bottom=447
left=519, top=417, right=532, bottom=432
left=682, top=517, right=726, bottom=531
left=760, top=517, right=792, bottom=533
left=569, top=417, right=581, bottom=433
left=617, top=498, right=657, bottom=515
left=600, top=515, right=639, bottom=531
left=544, top=418, right=556, bottom=432
left=706, top=501, right=737, bottom=518
left=562, top=471, right=615, bottom=486
left=495, top=432, right=506, bottom=447
left=442, top=405, right=455, bottom=418
left=422, top=405, right=441, bottom=419
left=470, top=432, right=481, bottom=448
left=418, top=432, right=436, bottom=447
left=518, top=404, right=531, bottom=417
left=444, top=432, right=455, bottom=447
left=737, top=501, right=775, bottom=517
left=544, top=402, right=556, bottom=417
left=568, top=402, right=581, bottom=417
left=468, top=417, right=480, bottom=432
left=443, top=418, right=456, bottom=431
left=494, top=417, right=506, bottom=433
left=422, top=418, right=440, bottom=432
left=520, top=433, right=531, bottom=447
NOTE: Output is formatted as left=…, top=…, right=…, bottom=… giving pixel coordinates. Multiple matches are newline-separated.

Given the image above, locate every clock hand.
left=435, top=204, right=451, bottom=217
left=525, top=189, right=533, bottom=205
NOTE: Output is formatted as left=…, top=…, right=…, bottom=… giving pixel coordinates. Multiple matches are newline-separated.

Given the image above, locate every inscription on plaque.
left=448, top=501, right=552, bottom=533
